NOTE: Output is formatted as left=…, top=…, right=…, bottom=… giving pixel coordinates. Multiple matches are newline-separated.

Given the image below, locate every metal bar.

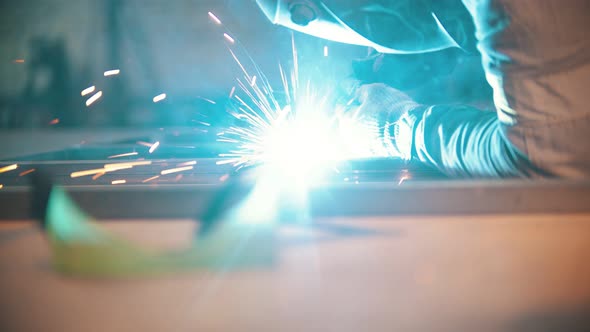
left=2, top=180, right=590, bottom=220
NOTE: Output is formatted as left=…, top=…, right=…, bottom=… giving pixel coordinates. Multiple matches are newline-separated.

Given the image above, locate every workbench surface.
left=2, top=215, right=590, bottom=331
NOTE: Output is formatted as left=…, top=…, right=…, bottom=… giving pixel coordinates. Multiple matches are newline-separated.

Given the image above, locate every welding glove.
left=347, top=83, right=422, bottom=160
left=348, top=83, right=543, bottom=177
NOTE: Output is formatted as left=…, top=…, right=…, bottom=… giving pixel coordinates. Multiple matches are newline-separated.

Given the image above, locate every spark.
left=208, top=11, right=222, bottom=25
left=92, top=172, right=105, bottom=180
left=48, top=118, right=60, bottom=125
left=177, top=160, right=197, bottom=166
left=210, top=19, right=385, bottom=183
left=19, top=169, right=36, bottom=177
left=112, top=180, right=126, bottom=185
left=219, top=174, right=230, bottom=182
left=81, top=86, right=96, bottom=96
left=13, top=59, right=25, bottom=63
left=160, top=166, right=193, bottom=175
left=142, top=175, right=160, bottom=183
left=104, top=69, right=120, bottom=77
left=0, top=164, right=18, bottom=174
left=104, top=161, right=152, bottom=169
left=197, top=96, right=216, bottom=104
left=0, top=184, right=3, bottom=189
left=85, top=91, right=103, bottom=106
left=398, top=171, right=412, bottom=185
left=153, top=93, right=167, bottom=103
left=148, top=141, right=160, bottom=154
left=137, top=141, right=153, bottom=147
left=197, top=121, right=211, bottom=126
left=108, top=151, right=138, bottom=159
left=223, top=33, right=235, bottom=44
left=70, top=165, right=132, bottom=178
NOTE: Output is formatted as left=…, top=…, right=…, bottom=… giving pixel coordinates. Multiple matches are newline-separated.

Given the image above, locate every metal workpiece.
left=2, top=178, right=590, bottom=220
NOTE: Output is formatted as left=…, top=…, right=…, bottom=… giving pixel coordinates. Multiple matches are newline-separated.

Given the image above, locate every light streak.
left=148, top=141, right=160, bottom=154
left=108, top=151, right=138, bottom=159
left=49, top=118, right=60, bottom=125
left=0, top=164, right=18, bottom=174
left=324, top=46, right=329, bottom=57
left=13, top=59, right=25, bottom=63
left=19, top=169, right=36, bottom=177
left=70, top=168, right=107, bottom=178
left=137, top=141, right=153, bottom=147
left=112, top=180, right=126, bottom=185
left=160, top=166, right=193, bottom=175
left=104, top=161, right=152, bottom=169
left=250, top=75, right=257, bottom=86
left=219, top=174, right=230, bottom=182
left=208, top=11, right=222, bottom=25
left=197, top=96, right=216, bottom=104
left=85, top=91, right=103, bottom=106
left=70, top=165, right=132, bottom=178
left=142, top=175, right=160, bottom=183
left=81, top=86, right=96, bottom=96
left=398, top=171, right=411, bottom=185
left=92, top=172, right=105, bottom=180
left=177, top=160, right=197, bottom=166
left=104, top=69, right=120, bottom=76
left=223, top=33, right=235, bottom=44
left=153, top=93, right=167, bottom=103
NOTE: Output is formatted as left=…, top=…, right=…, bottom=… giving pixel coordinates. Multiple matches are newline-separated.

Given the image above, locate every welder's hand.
left=345, top=83, right=421, bottom=159
left=348, top=83, right=417, bottom=124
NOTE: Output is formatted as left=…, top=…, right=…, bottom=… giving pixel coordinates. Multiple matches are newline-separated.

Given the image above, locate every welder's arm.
left=397, top=104, right=532, bottom=177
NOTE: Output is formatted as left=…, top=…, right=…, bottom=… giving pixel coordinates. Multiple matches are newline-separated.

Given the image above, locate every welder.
left=255, top=0, right=590, bottom=178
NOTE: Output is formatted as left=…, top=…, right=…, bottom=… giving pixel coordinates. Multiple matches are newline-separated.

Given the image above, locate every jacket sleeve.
left=394, top=104, right=537, bottom=177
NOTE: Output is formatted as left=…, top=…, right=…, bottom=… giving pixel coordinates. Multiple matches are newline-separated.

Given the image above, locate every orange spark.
left=49, top=118, right=60, bottom=125
left=149, top=141, right=160, bottom=154
left=153, top=93, right=167, bottom=103
left=19, top=169, right=36, bottom=177
left=177, top=160, right=197, bottom=166
left=104, top=69, right=120, bottom=76
left=104, top=161, right=152, bottom=169
left=70, top=165, right=132, bottom=178
left=208, top=12, right=222, bottom=25
left=85, top=91, right=103, bottom=106
left=0, top=164, right=18, bottom=174
left=81, top=86, right=96, bottom=96
left=92, top=172, right=105, bottom=180
left=223, top=33, right=235, bottom=44
left=160, top=166, right=193, bottom=175
left=142, top=175, right=160, bottom=183
left=108, top=151, right=138, bottom=159
left=136, top=141, right=153, bottom=147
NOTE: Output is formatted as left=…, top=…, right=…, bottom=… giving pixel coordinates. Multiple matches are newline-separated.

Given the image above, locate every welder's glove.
left=347, top=83, right=422, bottom=159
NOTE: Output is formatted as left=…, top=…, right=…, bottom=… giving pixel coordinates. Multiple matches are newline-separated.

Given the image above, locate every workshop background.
left=0, top=0, right=491, bottom=129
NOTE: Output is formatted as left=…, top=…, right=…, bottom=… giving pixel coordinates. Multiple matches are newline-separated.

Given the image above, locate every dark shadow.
left=506, top=302, right=590, bottom=332
left=19, top=37, right=76, bottom=127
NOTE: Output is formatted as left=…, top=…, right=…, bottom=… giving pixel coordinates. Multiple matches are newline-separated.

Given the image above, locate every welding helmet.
left=255, top=0, right=474, bottom=54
